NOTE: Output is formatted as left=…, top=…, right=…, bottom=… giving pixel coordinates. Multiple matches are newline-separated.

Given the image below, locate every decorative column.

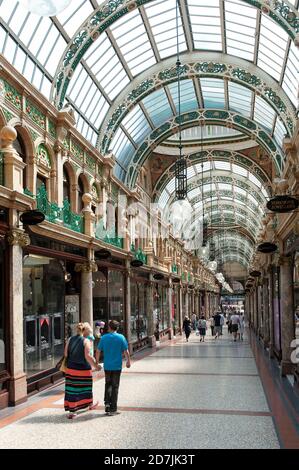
left=75, top=260, right=98, bottom=326
left=7, top=226, right=30, bottom=405
left=0, top=126, right=26, bottom=192
left=124, top=261, right=132, bottom=352
left=280, top=256, right=295, bottom=376
left=184, top=286, right=189, bottom=318
left=147, top=274, right=156, bottom=348
left=82, top=193, right=96, bottom=237
left=179, top=283, right=183, bottom=332
left=253, top=287, right=258, bottom=334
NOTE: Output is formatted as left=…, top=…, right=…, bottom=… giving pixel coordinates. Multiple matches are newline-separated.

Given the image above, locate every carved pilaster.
left=7, top=229, right=30, bottom=247
left=75, top=261, right=98, bottom=273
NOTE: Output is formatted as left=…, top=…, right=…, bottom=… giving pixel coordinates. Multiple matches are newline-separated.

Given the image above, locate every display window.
left=0, top=242, right=5, bottom=373
left=292, top=252, right=299, bottom=342
left=272, top=266, right=282, bottom=358
left=23, top=255, right=65, bottom=377
left=154, top=284, right=169, bottom=333
left=93, top=268, right=125, bottom=335
left=130, top=280, right=148, bottom=342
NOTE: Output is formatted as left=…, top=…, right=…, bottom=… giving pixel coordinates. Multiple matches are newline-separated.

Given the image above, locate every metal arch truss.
left=99, top=55, right=296, bottom=153
left=154, top=149, right=272, bottom=199
left=51, top=0, right=299, bottom=110
left=126, top=109, right=284, bottom=188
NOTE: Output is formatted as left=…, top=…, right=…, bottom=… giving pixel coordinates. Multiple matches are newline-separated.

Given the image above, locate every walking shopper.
left=83, top=322, right=95, bottom=356
left=214, top=311, right=222, bottom=339
left=183, top=316, right=192, bottom=342
left=231, top=312, right=241, bottom=341
left=96, top=320, right=131, bottom=416
left=198, top=316, right=207, bottom=342
left=64, top=323, right=101, bottom=419
left=209, top=315, right=215, bottom=336
left=191, top=312, right=197, bottom=331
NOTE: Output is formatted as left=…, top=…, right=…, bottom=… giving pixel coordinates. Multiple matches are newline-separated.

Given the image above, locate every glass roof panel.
left=257, top=15, right=289, bottom=82
left=167, top=125, right=242, bottom=141
left=228, top=81, right=252, bottom=117
left=145, top=0, right=187, bottom=58
left=200, top=78, right=225, bottom=109
left=110, top=128, right=135, bottom=168
left=194, top=162, right=212, bottom=173
left=254, top=96, right=276, bottom=133
left=225, top=0, right=256, bottom=62
left=248, top=173, right=262, bottom=189
left=110, top=9, right=157, bottom=76
left=56, top=0, right=93, bottom=37
left=168, top=80, right=198, bottom=113
left=273, top=118, right=288, bottom=149
left=232, top=164, right=248, bottom=178
left=214, top=161, right=231, bottom=171
left=282, top=41, right=299, bottom=107
left=122, top=106, right=152, bottom=145
left=142, top=88, right=173, bottom=127
left=85, top=32, right=130, bottom=100
left=187, top=0, right=222, bottom=51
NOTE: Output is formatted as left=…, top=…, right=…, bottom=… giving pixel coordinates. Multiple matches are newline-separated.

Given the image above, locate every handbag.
left=56, top=355, right=67, bottom=373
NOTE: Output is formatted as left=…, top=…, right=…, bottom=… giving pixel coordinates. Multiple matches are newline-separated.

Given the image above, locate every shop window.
left=23, top=255, right=65, bottom=377
left=93, top=269, right=108, bottom=327
left=0, top=244, right=5, bottom=372
left=108, top=270, right=125, bottom=334
left=130, top=281, right=148, bottom=342
left=63, top=166, right=70, bottom=202
left=293, top=252, right=299, bottom=342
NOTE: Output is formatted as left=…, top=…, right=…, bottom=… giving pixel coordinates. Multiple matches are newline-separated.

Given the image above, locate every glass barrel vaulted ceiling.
left=0, top=0, right=298, bottom=274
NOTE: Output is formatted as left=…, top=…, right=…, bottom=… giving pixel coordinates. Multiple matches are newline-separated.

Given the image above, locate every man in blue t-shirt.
left=96, top=319, right=131, bottom=416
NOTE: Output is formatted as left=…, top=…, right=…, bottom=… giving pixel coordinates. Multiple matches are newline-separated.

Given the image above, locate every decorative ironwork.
left=96, top=219, right=124, bottom=248
left=52, top=0, right=299, bottom=111
left=35, top=184, right=83, bottom=233
left=130, top=244, right=147, bottom=264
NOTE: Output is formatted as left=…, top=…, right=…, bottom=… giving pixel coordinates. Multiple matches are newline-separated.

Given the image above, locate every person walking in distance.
left=209, top=314, right=215, bottom=336
left=213, top=311, right=222, bottom=339
left=198, top=316, right=207, bottom=342
left=230, top=311, right=241, bottom=342
left=183, top=316, right=192, bottom=342
left=95, top=320, right=131, bottom=416
left=239, top=312, right=245, bottom=341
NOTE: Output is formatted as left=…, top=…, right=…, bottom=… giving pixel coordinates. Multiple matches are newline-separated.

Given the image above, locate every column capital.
left=7, top=229, right=30, bottom=247
left=75, top=261, right=98, bottom=273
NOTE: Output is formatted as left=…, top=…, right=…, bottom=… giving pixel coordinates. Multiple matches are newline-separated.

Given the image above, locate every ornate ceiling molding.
left=126, top=109, right=284, bottom=188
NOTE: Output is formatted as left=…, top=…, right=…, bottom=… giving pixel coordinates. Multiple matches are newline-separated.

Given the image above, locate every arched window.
left=13, top=129, right=26, bottom=189
left=77, top=175, right=84, bottom=213
left=63, top=167, right=70, bottom=202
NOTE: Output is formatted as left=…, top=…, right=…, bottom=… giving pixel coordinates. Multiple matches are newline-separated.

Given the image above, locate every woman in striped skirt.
left=64, top=323, right=101, bottom=419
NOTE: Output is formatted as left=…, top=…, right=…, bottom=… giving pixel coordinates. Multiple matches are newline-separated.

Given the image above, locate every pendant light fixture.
left=174, top=0, right=187, bottom=201
left=18, top=0, right=72, bottom=17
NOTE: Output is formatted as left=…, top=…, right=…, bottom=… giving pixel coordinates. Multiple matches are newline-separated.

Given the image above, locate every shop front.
left=93, top=263, right=126, bottom=335
left=153, top=280, right=170, bottom=341
left=0, top=207, right=9, bottom=409
left=23, top=234, right=86, bottom=394
left=130, top=275, right=148, bottom=344
left=272, top=265, right=282, bottom=360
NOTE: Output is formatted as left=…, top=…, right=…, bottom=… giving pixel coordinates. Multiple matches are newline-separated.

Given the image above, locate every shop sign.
left=257, top=242, right=278, bottom=253
left=249, top=270, right=261, bottom=277
left=20, top=210, right=45, bottom=225
left=266, top=196, right=298, bottom=213
left=153, top=273, right=164, bottom=280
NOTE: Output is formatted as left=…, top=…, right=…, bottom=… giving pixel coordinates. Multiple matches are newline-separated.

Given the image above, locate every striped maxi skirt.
left=64, top=365, right=93, bottom=413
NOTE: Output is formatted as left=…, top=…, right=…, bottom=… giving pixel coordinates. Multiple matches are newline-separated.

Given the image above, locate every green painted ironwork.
left=131, top=244, right=147, bottom=264
left=36, top=184, right=83, bottom=233
left=95, top=219, right=124, bottom=248
left=172, top=264, right=178, bottom=274
left=53, top=0, right=299, bottom=112
left=23, top=188, right=34, bottom=197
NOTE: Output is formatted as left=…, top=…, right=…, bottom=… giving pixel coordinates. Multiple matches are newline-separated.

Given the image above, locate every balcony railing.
left=24, top=184, right=83, bottom=233
left=172, top=264, right=178, bottom=274
left=95, top=219, right=124, bottom=249
left=131, top=244, right=147, bottom=264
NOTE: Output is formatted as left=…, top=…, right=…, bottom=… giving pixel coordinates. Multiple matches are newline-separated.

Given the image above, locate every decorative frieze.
left=36, top=144, right=51, bottom=169
left=1, top=79, right=21, bottom=109
left=48, top=120, right=57, bottom=139
left=71, top=139, right=84, bottom=163
left=25, top=99, right=46, bottom=129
